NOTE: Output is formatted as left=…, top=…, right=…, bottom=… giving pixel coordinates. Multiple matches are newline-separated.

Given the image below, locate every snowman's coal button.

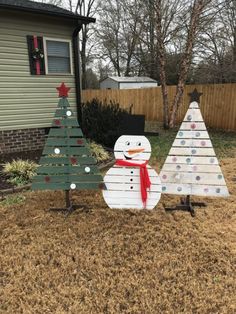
left=131, top=171, right=133, bottom=174
left=130, top=178, right=133, bottom=182
left=130, top=186, right=133, bottom=189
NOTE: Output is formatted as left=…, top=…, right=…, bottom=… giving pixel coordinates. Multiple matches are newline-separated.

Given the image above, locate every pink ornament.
left=172, top=157, right=177, bottom=162
left=191, top=123, right=196, bottom=129
left=201, top=141, right=206, bottom=146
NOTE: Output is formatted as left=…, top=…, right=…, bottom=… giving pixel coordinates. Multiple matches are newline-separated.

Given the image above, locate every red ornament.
left=54, top=119, right=61, bottom=125
left=45, top=176, right=51, bottom=183
left=70, top=157, right=77, bottom=165
left=77, top=139, right=83, bottom=145
left=191, top=123, right=196, bottom=129
left=56, top=82, right=71, bottom=97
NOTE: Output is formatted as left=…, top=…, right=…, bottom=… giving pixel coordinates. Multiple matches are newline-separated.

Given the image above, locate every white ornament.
left=54, top=148, right=60, bottom=154
left=66, top=110, right=72, bottom=117
left=70, top=183, right=76, bottom=190
left=85, top=167, right=91, bottom=173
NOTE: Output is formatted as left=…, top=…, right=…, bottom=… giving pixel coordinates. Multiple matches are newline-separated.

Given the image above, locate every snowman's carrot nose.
left=127, top=148, right=144, bottom=155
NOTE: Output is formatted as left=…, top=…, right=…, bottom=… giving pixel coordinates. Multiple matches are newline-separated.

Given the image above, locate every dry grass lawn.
left=0, top=157, right=236, bottom=314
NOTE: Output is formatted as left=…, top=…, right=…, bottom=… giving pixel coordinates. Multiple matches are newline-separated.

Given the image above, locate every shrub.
left=82, top=98, right=130, bottom=147
left=89, top=141, right=110, bottom=162
left=2, top=159, right=38, bottom=186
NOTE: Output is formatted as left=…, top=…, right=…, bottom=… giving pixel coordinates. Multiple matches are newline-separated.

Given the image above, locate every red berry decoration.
left=70, top=157, right=77, bottom=165
left=45, top=176, right=51, bottom=183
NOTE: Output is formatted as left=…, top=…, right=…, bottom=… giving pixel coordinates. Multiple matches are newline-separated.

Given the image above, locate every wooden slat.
left=32, top=182, right=102, bottom=191
left=169, top=147, right=215, bottom=156
left=180, top=122, right=206, bottom=130
left=33, top=174, right=102, bottom=183
left=161, top=183, right=229, bottom=197
left=161, top=163, right=221, bottom=173
left=102, top=190, right=161, bottom=199
left=48, top=128, right=83, bottom=137
left=160, top=171, right=226, bottom=185
left=51, top=119, right=79, bottom=127
left=176, top=131, right=209, bottom=138
left=39, top=156, right=97, bottom=165
left=103, top=182, right=161, bottom=192
left=183, top=108, right=203, bottom=121
left=37, top=165, right=98, bottom=174
left=46, top=138, right=86, bottom=146
left=172, top=139, right=212, bottom=147
left=164, top=156, right=219, bottom=165
left=106, top=166, right=158, bottom=176
left=42, top=146, right=89, bottom=156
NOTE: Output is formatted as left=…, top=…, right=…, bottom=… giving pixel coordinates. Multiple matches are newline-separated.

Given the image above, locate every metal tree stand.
left=164, top=195, right=206, bottom=217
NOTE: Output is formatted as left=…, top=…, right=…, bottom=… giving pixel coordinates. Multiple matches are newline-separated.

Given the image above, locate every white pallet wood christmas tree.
left=160, top=89, right=229, bottom=214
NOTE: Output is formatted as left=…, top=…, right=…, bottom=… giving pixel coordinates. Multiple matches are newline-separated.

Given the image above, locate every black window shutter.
left=26, top=35, right=45, bottom=75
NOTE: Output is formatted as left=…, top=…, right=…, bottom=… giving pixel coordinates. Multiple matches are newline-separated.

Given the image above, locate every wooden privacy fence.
left=82, top=83, right=236, bottom=131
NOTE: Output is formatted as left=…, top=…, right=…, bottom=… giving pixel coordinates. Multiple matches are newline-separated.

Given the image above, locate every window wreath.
left=32, top=47, right=44, bottom=60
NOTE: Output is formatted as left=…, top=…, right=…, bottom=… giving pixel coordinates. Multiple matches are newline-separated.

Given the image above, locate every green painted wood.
left=33, top=174, right=103, bottom=183
left=32, top=182, right=103, bottom=191
left=39, top=156, right=97, bottom=165
left=52, top=119, right=79, bottom=127
left=42, top=146, right=89, bottom=155
left=58, top=98, right=70, bottom=108
left=47, top=128, right=83, bottom=137
left=37, top=165, right=99, bottom=174
left=46, top=138, right=86, bottom=146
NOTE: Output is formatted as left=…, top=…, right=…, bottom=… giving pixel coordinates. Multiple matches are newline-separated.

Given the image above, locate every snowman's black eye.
left=126, top=141, right=130, bottom=146
left=137, top=142, right=141, bottom=146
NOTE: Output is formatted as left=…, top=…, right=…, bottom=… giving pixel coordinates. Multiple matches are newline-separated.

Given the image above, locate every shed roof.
left=0, top=0, right=95, bottom=23
left=103, top=76, right=158, bottom=83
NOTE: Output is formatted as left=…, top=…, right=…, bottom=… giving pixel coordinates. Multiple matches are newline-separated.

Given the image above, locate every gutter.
left=0, top=4, right=95, bottom=23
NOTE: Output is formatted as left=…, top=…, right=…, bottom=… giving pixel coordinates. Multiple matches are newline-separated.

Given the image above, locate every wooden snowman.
left=103, top=135, right=162, bottom=210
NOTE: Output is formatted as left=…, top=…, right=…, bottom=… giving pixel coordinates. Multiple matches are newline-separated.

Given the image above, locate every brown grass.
left=0, top=158, right=236, bottom=314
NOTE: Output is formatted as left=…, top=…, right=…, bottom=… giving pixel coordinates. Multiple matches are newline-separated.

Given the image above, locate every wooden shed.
left=0, top=0, right=94, bottom=154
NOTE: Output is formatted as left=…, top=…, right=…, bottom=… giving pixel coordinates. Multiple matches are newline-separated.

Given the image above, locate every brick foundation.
left=0, top=128, right=46, bottom=154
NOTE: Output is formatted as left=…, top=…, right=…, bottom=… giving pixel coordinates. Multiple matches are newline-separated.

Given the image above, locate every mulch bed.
left=0, top=157, right=236, bottom=313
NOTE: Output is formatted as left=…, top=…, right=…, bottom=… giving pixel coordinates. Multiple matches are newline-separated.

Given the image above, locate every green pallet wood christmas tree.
left=32, top=82, right=104, bottom=211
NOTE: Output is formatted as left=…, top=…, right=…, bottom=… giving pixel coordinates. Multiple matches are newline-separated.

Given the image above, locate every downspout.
left=72, top=24, right=83, bottom=125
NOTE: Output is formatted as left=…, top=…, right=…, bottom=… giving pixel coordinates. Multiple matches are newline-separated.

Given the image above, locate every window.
left=44, top=38, right=73, bottom=75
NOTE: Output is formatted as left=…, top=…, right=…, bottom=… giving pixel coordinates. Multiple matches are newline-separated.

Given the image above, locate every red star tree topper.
left=56, top=82, right=71, bottom=97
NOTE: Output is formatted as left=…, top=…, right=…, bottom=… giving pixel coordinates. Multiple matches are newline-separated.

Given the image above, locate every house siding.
left=0, top=9, right=78, bottom=131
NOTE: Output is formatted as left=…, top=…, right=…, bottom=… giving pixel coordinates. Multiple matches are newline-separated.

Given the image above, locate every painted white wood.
left=105, top=204, right=157, bottom=210
left=173, top=139, right=212, bottom=147
left=180, top=122, right=206, bottom=130
left=160, top=171, right=227, bottom=185
left=189, top=101, right=199, bottom=109
left=161, top=183, right=229, bottom=197
left=176, top=131, right=209, bottom=138
left=103, top=190, right=161, bottom=199
left=161, top=183, right=192, bottom=195
left=164, top=156, right=219, bottom=165
left=160, top=100, right=229, bottom=198
left=191, top=185, right=229, bottom=197
left=104, top=182, right=161, bottom=193
left=106, top=166, right=158, bottom=176
left=161, top=163, right=221, bottom=173
left=169, top=147, right=215, bottom=156
left=114, top=135, right=151, bottom=161
left=103, top=135, right=162, bottom=210
left=103, top=197, right=160, bottom=207
left=183, top=109, right=203, bottom=122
